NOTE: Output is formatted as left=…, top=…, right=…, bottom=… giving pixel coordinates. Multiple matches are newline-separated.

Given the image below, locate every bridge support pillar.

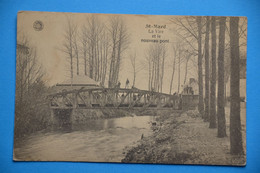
left=50, top=108, right=74, bottom=130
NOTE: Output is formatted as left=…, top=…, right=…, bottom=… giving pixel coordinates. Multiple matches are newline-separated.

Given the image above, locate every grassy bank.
left=122, top=110, right=246, bottom=165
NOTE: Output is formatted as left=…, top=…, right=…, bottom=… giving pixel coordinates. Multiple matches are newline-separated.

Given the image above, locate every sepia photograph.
left=13, top=11, right=247, bottom=165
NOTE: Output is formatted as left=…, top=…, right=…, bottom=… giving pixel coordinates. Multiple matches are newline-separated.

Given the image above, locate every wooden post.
left=115, top=90, right=118, bottom=105
left=129, top=91, right=132, bottom=104
left=73, top=93, right=78, bottom=109
left=157, top=95, right=162, bottom=108
left=88, top=91, right=92, bottom=107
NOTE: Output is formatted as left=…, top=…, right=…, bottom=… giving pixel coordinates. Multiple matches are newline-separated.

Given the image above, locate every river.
left=14, top=115, right=156, bottom=162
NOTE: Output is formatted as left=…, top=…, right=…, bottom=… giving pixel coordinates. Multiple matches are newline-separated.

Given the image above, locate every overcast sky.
left=17, top=11, right=246, bottom=94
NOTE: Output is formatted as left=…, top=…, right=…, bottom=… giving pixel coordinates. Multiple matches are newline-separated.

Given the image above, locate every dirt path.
left=122, top=110, right=246, bottom=166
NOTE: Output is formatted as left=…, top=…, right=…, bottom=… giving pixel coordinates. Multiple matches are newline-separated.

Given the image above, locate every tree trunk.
left=160, top=51, right=165, bottom=93
left=151, top=59, right=155, bottom=90
left=83, top=42, right=87, bottom=76
left=197, top=16, right=204, bottom=116
left=90, top=45, right=94, bottom=79
left=177, top=51, right=181, bottom=93
left=131, top=53, right=136, bottom=87
left=70, top=48, right=73, bottom=84
left=100, top=40, right=103, bottom=82
left=75, top=41, right=79, bottom=76
left=217, top=17, right=227, bottom=137
left=230, top=17, right=244, bottom=155
left=94, top=40, right=98, bottom=81
left=148, top=59, right=151, bottom=90
left=133, top=71, right=136, bottom=88
left=183, top=57, right=189, bottom=86
left=156, top=52, right=160, bottom=92
left=97, top=36, right=100, bottom=81
left=108, top=43, right=116, bottom=87
left=204, top=16, right=210, bottom=122
left=169, top=55, right=176, bottom=94
left=63, top=18, right=75, bottom=85
left=101, top=38, right=108, bottom=86
left=114, top=36, right=122, bottom=85
left=224, top=83, right=227, bottom=105
left=209, top=16, right=217, bottom=128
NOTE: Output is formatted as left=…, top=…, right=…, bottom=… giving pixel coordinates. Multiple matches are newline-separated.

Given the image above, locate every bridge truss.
left=48, top=88, right=182, bottom=110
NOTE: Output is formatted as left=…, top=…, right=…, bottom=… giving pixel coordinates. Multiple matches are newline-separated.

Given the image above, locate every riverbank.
left=14, top=108, right=171, bottom=145
left=122, top=110, right=246, bottom=165
left=13, top=115, right=156, bottom=162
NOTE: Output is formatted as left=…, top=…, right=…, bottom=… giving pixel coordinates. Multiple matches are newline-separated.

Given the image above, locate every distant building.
left=51, top=75, right=100, bottom=94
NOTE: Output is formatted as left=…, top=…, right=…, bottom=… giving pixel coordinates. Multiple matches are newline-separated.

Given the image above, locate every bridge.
left=48, top=88, right=183, bottom=110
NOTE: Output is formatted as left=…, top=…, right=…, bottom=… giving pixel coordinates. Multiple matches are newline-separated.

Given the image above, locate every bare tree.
left=108, top=16, right=129, bottom=87
left=230, top=17, right=244, bottom=155
left=62, top=17, right=77, bottom=83
left=169, top=44, right=177, bottom=94
left=204, top=16, right=210, bottom=121
left=171, top=16, right=204, bottom=114
left=81, top=15, right=111, bottom=86
left=160, top=46, right=166, bottom=93
left=177, top=48, right=182, bottom=93
left=183, top=50, right=195, bottom=86
left=209, top=16, right=217, bottom=129
left=168, top=40, right=189, bottom=95
left=146, top=43, right=167, bottom=92
left=83, top=15, right=103, bottom=80
left=196, top=16, right=204, bottom=115
left=80, top=26, right=88, bottom=76
left=15, top=35, right=48, bottom=138
left=146, top=52, right=152, bottom=91
left=129, top=52, right=142, bottom=87
left=16, top=37, right=43, bottom=105
left=223, top=18, right=247, bottom=103
left=100, top=30, right=110, bottom=86
left=217, top=17, right=227, bottom=137
left=72, top=24, right=79, bottom=76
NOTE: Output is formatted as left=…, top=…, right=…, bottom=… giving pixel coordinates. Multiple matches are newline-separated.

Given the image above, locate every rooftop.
left=56, top=75, right=99, bottom=86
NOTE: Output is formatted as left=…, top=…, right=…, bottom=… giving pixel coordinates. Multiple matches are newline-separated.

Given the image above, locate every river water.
left=14, top=115, right=156, bottom=162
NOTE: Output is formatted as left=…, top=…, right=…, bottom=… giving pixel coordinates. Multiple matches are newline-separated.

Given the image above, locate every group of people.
left=116, top=78, right=131, bottom=89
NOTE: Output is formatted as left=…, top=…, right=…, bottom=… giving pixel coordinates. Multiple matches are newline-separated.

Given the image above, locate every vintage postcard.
left=14, top=11, right=247, bottom=165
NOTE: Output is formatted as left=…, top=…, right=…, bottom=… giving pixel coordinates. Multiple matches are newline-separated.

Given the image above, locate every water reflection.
left=14, top=115, right=156, bottom=162
left=72, top=116, right=155, bottom=131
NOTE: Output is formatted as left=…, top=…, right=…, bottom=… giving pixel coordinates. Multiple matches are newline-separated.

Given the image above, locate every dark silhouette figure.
left=125, top=78, right=129, bottom=89
left=117, top=81, right=121, bottom=88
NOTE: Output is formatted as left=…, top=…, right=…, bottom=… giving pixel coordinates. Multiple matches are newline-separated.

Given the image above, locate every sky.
left=16, top=11, right=246, bottom=94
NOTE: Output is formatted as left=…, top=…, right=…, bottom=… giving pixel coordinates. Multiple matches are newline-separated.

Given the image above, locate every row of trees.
left=62, top=15, right=129, bottom=87
left=146, top=43, right=167, bottom=92
left=63, top=15, right=200, bottom=94
left=172, top=16, right=246, bottom=155
left=168, top=42, right=195, bottom=94
left=144, top=41, right=195, bottom=95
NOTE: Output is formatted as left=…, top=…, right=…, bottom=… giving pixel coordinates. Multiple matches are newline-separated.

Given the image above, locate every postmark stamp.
left=33, top=20, right=44, bottom=31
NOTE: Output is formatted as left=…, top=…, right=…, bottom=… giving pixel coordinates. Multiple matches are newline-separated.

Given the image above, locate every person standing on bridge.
left=125, top=78, right=129, bottom=89
left=117, top=81, right=121, bottom=88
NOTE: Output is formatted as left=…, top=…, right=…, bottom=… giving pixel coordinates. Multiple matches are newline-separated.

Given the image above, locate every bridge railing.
left=48, top=88, right=182, bottom=110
